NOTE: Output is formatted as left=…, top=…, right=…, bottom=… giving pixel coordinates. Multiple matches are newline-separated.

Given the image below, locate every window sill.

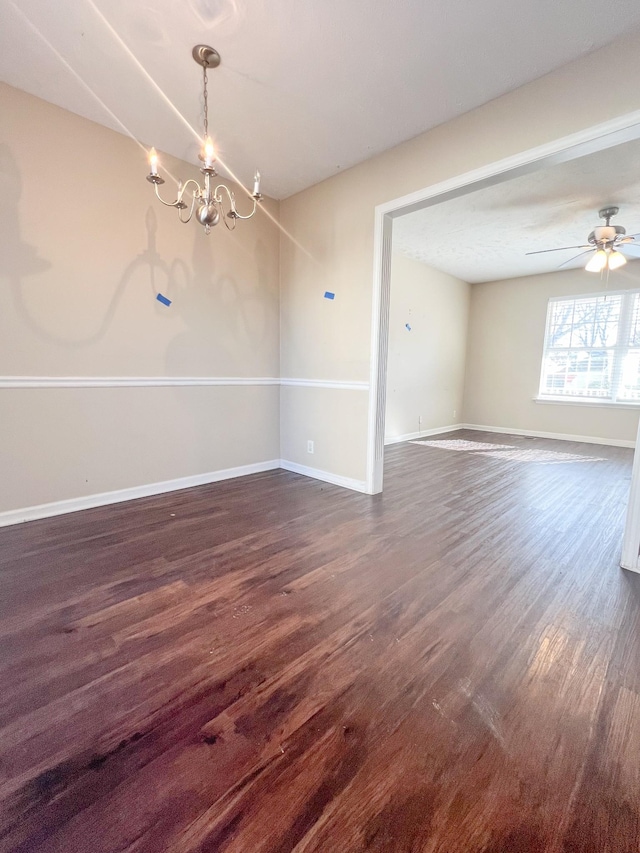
left=534, top=396, right=640, bottom=410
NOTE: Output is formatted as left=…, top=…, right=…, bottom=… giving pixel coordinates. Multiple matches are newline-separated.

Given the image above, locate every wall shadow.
left=0, top=142, right=50, bottom=281
left=163, top=216, right=279, bottom=376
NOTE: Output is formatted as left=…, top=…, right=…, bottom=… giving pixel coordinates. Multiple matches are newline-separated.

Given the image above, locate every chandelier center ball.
left=197, top=202, right=220, bottom=227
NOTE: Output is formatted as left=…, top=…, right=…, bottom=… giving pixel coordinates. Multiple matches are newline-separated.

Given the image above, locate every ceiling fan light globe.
left=585, top=249, right=607, bottom=272
left=608, top=250, right=627, bottom=270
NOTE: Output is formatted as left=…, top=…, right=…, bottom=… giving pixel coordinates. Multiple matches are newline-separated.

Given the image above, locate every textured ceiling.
left=393, top=137, right=640, bottom=283
left=2, top=0, right=640, bottom=199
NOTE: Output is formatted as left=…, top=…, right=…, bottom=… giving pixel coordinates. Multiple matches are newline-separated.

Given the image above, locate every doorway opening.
left=367, top=112, right=640, bottom=570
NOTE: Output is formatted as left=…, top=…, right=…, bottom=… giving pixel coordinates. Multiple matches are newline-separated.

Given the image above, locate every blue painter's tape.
left=405, top=323, right=411, bottom=331
left=324, top=291, right=335, bottom=300
left=156, top=293, right=172, bottom=307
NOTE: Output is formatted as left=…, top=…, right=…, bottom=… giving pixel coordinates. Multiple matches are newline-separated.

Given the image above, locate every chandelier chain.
left=203, top=65, right=209, bottom=140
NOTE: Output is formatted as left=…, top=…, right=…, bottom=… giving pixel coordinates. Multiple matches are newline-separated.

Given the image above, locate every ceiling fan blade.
left=619, top=243, right=640, bottom=256
left=525, top=245, right=591, bottom=255
left=557, top=249, right=594, bottom=269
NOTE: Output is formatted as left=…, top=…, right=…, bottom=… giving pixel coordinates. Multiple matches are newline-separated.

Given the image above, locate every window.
left=539, top=289, right=640, bottom=404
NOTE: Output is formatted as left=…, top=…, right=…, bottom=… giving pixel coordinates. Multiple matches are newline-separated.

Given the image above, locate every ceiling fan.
left=526, top=206, right=640, bottom=272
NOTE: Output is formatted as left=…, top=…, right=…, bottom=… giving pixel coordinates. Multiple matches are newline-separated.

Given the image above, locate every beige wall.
left=1, top=386, right=280, bottom=511
left=463, top=264, right=640, bottom=443
left=280, top=386, right=369, bottom=485
left=279, top=32, right=640, bottom=482
left=0, top=83, right=281, bottom=514
left=385, top=253, right=469, bottom=440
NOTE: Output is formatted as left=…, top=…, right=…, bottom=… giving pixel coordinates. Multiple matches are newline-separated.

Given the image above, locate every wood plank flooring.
left=1, top=430, right=640, bottom=852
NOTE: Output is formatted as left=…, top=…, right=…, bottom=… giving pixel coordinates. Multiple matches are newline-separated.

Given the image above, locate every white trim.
left=548, top=287, right=640, bottom=304
left=622, top=415, right=640, bottom=571
left=280, top=378, right=369, bottom=390
left=460, top=423, right=635, bottom=449
left=1, top=422, right=630, bottom=527
left=0, top=457, right=371, bottom=527
left=0, top=460, right=281, bottom=527
left=374, top=111, right=640, bottom=220
left=384, top=424, right=463, bottom=445
left=366, top=209, right=393, bottom=494
left=0, top=376, right=280, bottom=389
left=279, top=460, right=367, bottom=493
left=534, top=396, right=640, bottom=410
left=367, top=109, right=640, bottom=497
left=0, top=376, right=369, bottom=390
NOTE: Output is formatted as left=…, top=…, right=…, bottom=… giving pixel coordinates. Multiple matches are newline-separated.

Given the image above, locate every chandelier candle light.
left=146, top=45, right=262, bottom=234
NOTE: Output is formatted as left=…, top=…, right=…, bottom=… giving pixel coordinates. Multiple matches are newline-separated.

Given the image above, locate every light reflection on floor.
left=409, top=438, right=606, bottom=464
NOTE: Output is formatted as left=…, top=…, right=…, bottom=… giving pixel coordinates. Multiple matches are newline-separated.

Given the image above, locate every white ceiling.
left=393, top=137, right=640, bottom=283
left=2, top=0, right=640, bottom=199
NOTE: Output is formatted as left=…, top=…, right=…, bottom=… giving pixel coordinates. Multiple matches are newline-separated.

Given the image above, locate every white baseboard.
left=384, top=424, right=463, bottom=446
left=279, top=460, right=368, bottom=493
left=0, top=458, right=369, bottom=527
left=461, top=423, right=635, bottom=449
left=4, top=420, right=632, bottom=527
left=0, top=460, right=281, bottom=527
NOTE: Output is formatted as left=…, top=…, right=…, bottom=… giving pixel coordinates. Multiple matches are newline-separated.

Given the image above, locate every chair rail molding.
left=0, top=376, right=280, bottom=388
left=0, top=376, right=369, bottom=389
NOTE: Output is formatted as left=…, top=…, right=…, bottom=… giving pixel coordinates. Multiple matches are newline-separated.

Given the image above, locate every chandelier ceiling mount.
left=191, top=44, right=221, bottom=69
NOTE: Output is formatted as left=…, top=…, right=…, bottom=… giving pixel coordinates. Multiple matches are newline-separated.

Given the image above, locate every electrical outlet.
left=453, top=410, right=457, bottom=419
left=418, top=415, right=423, bottom=424
left=307, top=440, right=314, bottom=454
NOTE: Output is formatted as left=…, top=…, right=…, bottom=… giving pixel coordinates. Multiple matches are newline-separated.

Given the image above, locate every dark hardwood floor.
left=1, top=430, right=640, bottom=852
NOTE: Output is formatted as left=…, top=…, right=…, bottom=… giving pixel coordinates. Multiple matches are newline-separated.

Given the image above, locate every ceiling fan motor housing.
left=589, top=224, right=625, bottom=245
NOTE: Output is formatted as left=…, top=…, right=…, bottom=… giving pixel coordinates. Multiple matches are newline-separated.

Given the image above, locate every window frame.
left=537, top=288, right=640, bottom=407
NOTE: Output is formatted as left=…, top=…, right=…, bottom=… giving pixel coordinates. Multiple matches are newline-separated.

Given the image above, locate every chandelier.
left=146, top=45, right=262, bottom=234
